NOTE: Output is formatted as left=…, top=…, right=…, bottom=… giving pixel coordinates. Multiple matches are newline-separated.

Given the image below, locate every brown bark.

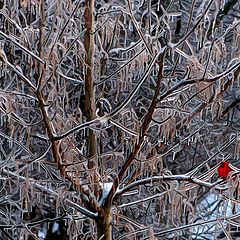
left=84, top=0, right=97, bottom=160
left=83, top=0, right=103, bottom=228
left=35, top=1, right=63, bottom=174
left=97, top=208, right=112, bottom=240
left=37, top=92, right=64, bottom=175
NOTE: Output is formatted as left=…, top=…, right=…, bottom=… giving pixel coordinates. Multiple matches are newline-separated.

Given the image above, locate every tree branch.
left=115, top=175, right=215, bottom=198
left=0, top=169, right=98, bottom=219
left=104, top=52, right=166, bottom=208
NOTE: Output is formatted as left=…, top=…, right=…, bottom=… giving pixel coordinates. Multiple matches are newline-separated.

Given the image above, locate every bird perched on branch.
left=96, top=98, right=112, bottom=117
left=217, top=161, right=236, bottom=179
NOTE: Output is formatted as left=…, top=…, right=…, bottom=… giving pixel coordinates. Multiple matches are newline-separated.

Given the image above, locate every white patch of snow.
left=38, top=228, right=47, bottom=239
left=51, top=222, right=60, bottom=234
left=102, top=182, right=113, bottom=199
left=99, top=182, right=113, bottom=205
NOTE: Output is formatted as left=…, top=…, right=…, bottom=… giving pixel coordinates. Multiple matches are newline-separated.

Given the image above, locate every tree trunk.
left=84, top=0, right=96, bottom=159
left=97, top=208, right=112, bottom=240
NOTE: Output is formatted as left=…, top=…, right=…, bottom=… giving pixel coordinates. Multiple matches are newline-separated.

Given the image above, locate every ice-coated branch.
left=0, top=30, right=45, bottom=64
left=152, top=213, right=240, bottom=238
left=110, top=49, right=164, bottom=118
left=1, top=169, right=98, bottom=219
left=115, top=175, right=215, bottom=198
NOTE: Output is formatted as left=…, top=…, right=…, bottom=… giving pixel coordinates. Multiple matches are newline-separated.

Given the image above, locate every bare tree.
left=0, top=0, right=240, bottom=239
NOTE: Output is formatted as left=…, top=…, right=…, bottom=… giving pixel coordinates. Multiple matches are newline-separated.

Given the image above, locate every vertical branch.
left=84, top=0, right=97, bottom=160
left=37, top=0, right=45, bottom=90
left=83, top=0, right=100, bottom=203
left=35, top=0, right=100, bottom=213
left=37, top=93, right=64, bottom=174
left=35, top=1, right=63, bottom=175
left=105, top=53, right=165, bottom=208
left=38, top=0, right=45, bottom=60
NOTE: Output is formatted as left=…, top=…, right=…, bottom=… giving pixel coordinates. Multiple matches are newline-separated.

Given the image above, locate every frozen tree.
left=0, top=0, right=240, bottom=239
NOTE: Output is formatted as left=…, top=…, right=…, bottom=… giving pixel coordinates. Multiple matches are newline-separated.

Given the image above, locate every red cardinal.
left=218, top=161, right=234, bottom=179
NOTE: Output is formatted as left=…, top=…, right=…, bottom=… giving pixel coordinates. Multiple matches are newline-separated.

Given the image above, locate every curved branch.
left=160, top=59, right=240, bottom=102
left=0, top=30, right=45, bottom=64
left=95, top=48, right=145, bottom=85
left=110, top=49, right=164, bottom=118
left=172, top=0, right=215, bottom=48
left=115, top=175, right=215, bottom=198
left=52, top=118, right=98, bottom=140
